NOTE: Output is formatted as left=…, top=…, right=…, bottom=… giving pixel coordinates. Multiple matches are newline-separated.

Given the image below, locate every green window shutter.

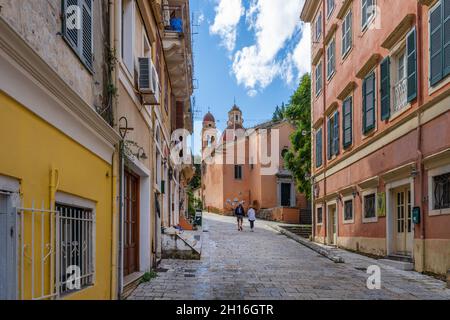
left=406, top=28, right=417, bottom=102
left=380, top=57, right=391, bottom=120
left=444, top=0, right=450, bottom=77
left=362, top=72, right=375, bottom=134
left=333, top=112, right=339, bottom=156
left=430, top=3, right=443, bottom=86
left=316, top=129, right=322, bottom=168
left=362, top=78, right=367, bottom=133
left=81, top=0, right=93, bottom=70
left=343, top=97, right=353, bottom=148
left=327, top=118, right=332, bottom=160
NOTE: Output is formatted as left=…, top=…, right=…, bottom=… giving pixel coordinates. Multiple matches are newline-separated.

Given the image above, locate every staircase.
left=280, top=225, right=312, bottom=239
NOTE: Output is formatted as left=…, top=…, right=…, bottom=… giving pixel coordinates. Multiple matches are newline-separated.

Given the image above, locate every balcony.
left=393, top=77, right=408, bottom=113
left=161, top=0, right=193, bottom=101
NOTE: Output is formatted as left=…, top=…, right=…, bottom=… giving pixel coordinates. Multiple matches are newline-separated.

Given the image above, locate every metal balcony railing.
left=393, top=77, right=408, bottom=113
left=162, top=3, right=188, bottom=34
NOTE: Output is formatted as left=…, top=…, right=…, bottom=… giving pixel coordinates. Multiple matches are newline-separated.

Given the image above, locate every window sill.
left=327, top=71, right=336, bottom=83
left=341, top=46, right=353, bottom=62
left=343, top=219, right=355, bottom=225
left=428, top=208, right=450, bottom=217
left=362, top=217, right=378, bottom=224
left=389, top=103, right=412, bottom=122
left=428, top=74, right=450, bottom=96
left=362, top=127, right=377, bottom=141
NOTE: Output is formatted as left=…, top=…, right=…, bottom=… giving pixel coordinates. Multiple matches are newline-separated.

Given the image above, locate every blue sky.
left=190, top=0, right=310, bottom=155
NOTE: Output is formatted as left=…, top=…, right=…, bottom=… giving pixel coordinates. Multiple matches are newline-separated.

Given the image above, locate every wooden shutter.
left=406, top=28, right=417, bottom=102
left=380, top=57, right=391, bottom=120
left=362, top=78, right=367, bottom=133
left=363, top=72, right=375, bottom=133
left=327, top=118, right=332, bottom=160
left=316, top=129, right=322, bottom=168
left=63, top=0, right=80, bottom=50
left=430, top=3, right=443, bottom=86
left=82, top=0, right=93, bottom=69
left=343, top=97, right=352, bottom=148
left=333, top=112, right=339, bottom=156
left=444, top=0, right=450, bottom=77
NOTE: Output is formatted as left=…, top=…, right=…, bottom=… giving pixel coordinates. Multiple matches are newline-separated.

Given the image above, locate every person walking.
left=235, top=203, right=245, bottom=231
left=247, top=206, right=256, bottom=232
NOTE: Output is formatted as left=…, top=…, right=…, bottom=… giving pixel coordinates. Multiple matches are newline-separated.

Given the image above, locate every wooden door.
left=328, top=206, right=337, bottom=245
left=0, top=193, right=16, bottom=299
left=124, top=170, right=139, bottom=276
left=281, top=183, right=291, bottom=207
left=394, top=187, right=412, bottom=256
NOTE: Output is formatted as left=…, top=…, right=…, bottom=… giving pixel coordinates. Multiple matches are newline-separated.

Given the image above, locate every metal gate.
left=17, top=201, right=59, bottom=300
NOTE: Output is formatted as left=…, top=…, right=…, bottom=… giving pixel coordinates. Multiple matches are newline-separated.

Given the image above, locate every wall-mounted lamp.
left=352, top=190, right=359, bottom=198
left=411, top=167, right=419, bottom=178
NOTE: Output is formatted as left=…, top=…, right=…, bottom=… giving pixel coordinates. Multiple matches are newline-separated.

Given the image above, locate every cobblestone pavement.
left=129, top=213, right=450, bottom=300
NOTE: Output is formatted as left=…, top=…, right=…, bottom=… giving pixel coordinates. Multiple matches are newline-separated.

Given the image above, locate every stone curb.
left=268, top=224, right=345, bottom=264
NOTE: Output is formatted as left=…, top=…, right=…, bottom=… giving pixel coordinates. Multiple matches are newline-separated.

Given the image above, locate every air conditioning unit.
left=138, top=57, right=160, bottom=105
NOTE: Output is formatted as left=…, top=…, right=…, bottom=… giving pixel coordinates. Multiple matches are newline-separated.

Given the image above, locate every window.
left=317, top=207, right=323, bottom=224
left=429, top=1, right=450, bottom=87
left=361, top=0, right=375, bottom=30
left=433, top=173, right=450, bottom=210
left=363, top=193, right=376, bottom=220
left=327, top=39, right=336, bottom=79
left=342, top=97, right=353, bottom=148
left=327, top=111, right=339, bottom=159
left=234, top=165, right=243, bottom=180
left=316, top=127, right=323, bottom=168
left=327, top=0, right=335, bottom=18
left=121, top=0, right=135, bottom=74
left=362, top=71, right=376, bottom=134
left=62, top=0, right=93, bottom=71
left=342, top=10, right=352, bottom=57
left=315, top=62, right=323, bottom=95
left=315, top=13, right=322, bottom=41
left=344, top=199, right=353, bottom=221
left=56, top=203, right=94, bottom=295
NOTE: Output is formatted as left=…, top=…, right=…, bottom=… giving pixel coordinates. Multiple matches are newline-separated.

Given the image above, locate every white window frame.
left=362, top=188, right=378, bottom=223
left=428, top=163, right=450, bottom=216
left=326, top=38, right=336, bottom=80
left=342, top=195, right=355, bottom=224
left=342, top=9, right=353, bottom=58
left=361, top=0, right=376, bottom=31
left=315, top=12, right=322, bottom=41
left=327, top=0, right=335, bottom=19
left=121, top=0, right=136, bottom=76
left=315, top=61, right=323, bottom=96
left=316, top=203, right=324, bottom=226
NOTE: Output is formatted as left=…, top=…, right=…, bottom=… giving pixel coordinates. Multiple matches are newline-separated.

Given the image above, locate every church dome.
left=203, top=112, right=215, bottom=123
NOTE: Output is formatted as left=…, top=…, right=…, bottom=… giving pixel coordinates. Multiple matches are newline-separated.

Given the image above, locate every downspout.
left=415, top=3, right=425, bottom=272
left=110, top=0, right=123, bottom=299
left=321, top=3, right=327, bottom=245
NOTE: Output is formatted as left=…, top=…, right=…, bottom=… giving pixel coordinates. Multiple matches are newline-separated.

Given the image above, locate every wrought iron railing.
left=393, top=77, right=408, bottom=113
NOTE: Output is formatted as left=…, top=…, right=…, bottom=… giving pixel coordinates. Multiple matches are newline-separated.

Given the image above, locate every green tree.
left=283, top=74, right=312, bottom=199
left=272, top=102, right=286, bottom=121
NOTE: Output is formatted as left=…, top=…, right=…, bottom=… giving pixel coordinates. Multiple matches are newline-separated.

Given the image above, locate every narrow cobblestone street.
left=129, top=213, right=450, bottom=300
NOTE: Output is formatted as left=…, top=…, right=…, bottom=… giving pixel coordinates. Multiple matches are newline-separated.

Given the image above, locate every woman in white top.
left=247, top=206, right=256, bottom=232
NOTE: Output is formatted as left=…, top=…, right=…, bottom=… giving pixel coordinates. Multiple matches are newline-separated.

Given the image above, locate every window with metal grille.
left=56, top=203, right=94, bottom=295
left=317, top=207, right=323, bottom=224
left=344, top=200, right=353, bottom=221
left=433, top=173, right=450, bottom=210
left=364, top=194, right=376, bottom=218
left=62, top=0, right=93, bottom=71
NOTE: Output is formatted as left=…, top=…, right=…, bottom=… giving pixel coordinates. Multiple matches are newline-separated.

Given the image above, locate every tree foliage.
left=272, top=102, right=286, bottom=121
left=283, top=74, right=312, bottom=199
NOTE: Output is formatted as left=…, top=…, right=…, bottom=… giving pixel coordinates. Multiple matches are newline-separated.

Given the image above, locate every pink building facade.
left=201, top=105, right=308, bottom=223
left=302, top=0, right=450, bottom=275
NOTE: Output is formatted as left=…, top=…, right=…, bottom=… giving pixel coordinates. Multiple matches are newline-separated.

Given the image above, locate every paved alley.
left=129, top=213, right=450, bottom=300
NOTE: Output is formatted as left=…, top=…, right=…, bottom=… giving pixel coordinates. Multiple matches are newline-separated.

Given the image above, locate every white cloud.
left=210, top=0, right=244, bottom=52
left=231, top=0, right=309, bottom=95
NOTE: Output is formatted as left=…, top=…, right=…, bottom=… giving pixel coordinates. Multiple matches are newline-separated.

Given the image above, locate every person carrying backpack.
left=235, top=203, right=245, bottom=231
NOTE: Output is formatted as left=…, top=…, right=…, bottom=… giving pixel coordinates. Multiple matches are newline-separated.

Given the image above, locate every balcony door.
left=124, top=170, right=140, bottom=276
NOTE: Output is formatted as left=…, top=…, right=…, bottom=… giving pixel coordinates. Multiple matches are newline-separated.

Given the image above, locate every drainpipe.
left=321, top=2, right=327, bottom=245
left=415, top=2, right=425, bottom=272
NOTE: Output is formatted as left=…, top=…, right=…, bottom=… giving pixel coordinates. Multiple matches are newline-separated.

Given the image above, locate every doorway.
left=124, top=170, right=140, bottom=276
left=393, top=186, right=413, bottom=256
left=281, top=183, right=291, bottom=207
left=327, top=204, right=337, bottom=245
left=0, top=193, right=17, bottom=299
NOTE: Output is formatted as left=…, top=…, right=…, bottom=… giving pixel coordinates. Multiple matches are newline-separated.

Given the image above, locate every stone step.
left=379, top=258, right=414, bottom=271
